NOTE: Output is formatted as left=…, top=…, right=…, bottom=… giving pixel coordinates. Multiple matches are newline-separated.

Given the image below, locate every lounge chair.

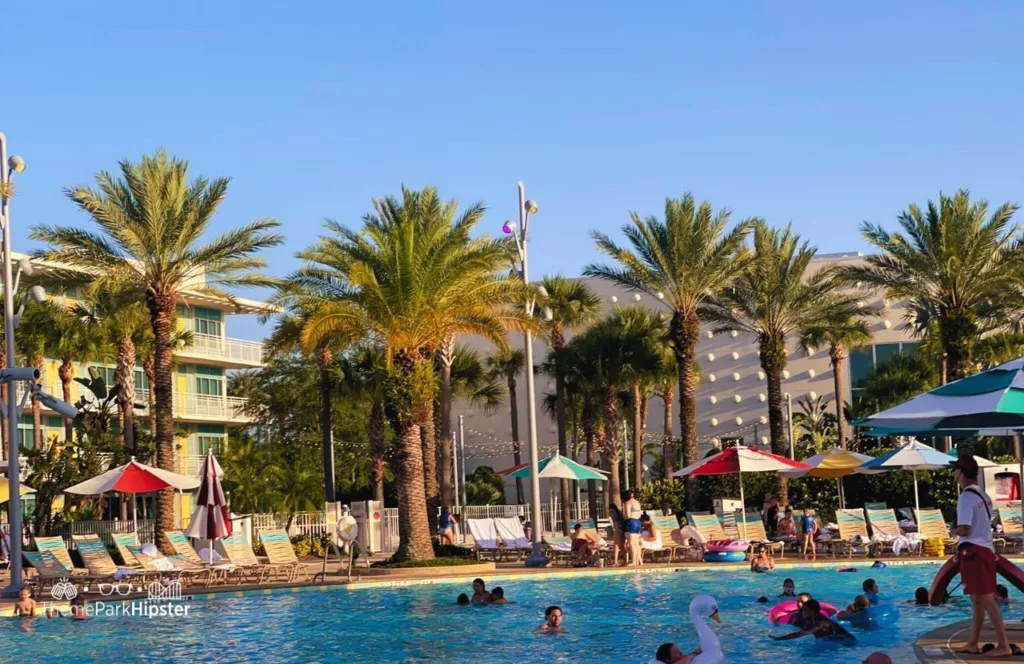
left=734, top=512, right=784, bottom=558
left=23, top=551, right=88, bottom=594
left=220, top=533, right=288, bottom=584
left=834, top=509, right=873, bottom=558
left=687, top=513, right=728, bottom=541
left=541, top=536, right=574, bottom=565
left=126, top=544, right=216, bottom=587
left=72, top=533, right=149, bottom=583
left=642, top=516, right=687, bottom=562
left=466, top=518, right=502, bottom=561
left=864, top=502, right=888, bottom=511
left=915, top=508, right=958, bottom=551
left=494, top=517, right=532, bottom=561
left=865, top=508, right=919, bottom=556
left=997, top=503, right=1024, bottom=553
left=162, top=530, right=234, bottom=582
left=33, top=535, right=90, bottom=576
left=721, top=511, right=741, bottom=540
left=258, top=529, right=309, bottom=582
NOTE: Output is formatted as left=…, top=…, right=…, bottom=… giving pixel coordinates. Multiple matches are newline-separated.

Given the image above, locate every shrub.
left=373, top=556, right=481, bottom=569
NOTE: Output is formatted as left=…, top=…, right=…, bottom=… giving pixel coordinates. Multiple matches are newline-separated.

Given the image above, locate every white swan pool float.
left=647, top=594, right=723, bottom=664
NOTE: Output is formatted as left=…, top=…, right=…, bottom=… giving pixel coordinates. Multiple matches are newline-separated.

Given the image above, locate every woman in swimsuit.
left=609, top=504, right=627, bottom=566
left=622, top=491, right=644, bottom=568
left=770, top=599, right=855, bottom=645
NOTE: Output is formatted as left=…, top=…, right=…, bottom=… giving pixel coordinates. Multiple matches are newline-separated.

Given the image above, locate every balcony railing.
left=177, top=454, right=208, bottom=477
left=177, top=333, right=264, bottom=366
left=20, top=382, right=250, bottom=424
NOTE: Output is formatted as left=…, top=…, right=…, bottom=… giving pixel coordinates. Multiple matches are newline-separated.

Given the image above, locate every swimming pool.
left=0, top=562, right=1006, bottom=662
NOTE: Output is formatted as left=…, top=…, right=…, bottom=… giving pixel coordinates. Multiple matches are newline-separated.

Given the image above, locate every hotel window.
left=849, top=341, right=921, bottom=399
left=193, top=307, right=222, bottom=337
left=194, top=366, right=224, bottom=396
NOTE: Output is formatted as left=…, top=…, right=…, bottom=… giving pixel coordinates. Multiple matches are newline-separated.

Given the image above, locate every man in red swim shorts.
left=952, top=454, right=1010, bottom=657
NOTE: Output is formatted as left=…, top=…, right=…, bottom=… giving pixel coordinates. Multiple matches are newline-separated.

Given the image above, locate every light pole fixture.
left=503, top=181, right=547, bottom=567
left=0, top=134, right=78, bottom=595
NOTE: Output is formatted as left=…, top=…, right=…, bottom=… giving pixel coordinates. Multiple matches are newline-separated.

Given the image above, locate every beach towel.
left=494, top=517, right=530, bottom=549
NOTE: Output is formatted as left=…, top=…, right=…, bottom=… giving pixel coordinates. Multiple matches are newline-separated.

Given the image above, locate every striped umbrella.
left=185, top=452, right=233, bottom=540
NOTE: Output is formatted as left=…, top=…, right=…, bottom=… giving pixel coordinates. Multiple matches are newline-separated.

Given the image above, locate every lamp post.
left=503, top=181, right=550, bottom=567
left=0, top=134, right=74, bottom=595
left=785, top=392, right=795, bottom=460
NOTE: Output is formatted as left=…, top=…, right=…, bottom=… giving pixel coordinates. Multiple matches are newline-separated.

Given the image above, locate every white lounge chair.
left=494, top=517, right=531, bottom=560
left=466, top=518, right=501, bottom=561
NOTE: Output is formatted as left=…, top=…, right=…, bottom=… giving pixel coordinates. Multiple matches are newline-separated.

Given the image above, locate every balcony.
left=176, top=454, right=208, bottom=477
left=175, top=333, right=265, bottom=367
left=24, top=382, right=251, bottom=424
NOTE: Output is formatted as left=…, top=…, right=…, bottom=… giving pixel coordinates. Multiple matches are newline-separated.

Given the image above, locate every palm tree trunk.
left=438, top=341, right=454, bottom=508
left=662, top=382, right=675, bottom=480
left=604, top=385, right=622, bottom=508
left=548, top=329, right=572, bottom=535
left=147, top=290, right=178, bottom=554
left=114, top=336, right=136, bottom=452
left=58, top=360, right=74, bottom=442
left=31, top=353, right=43, bottom=449
left=143, top=356, right=156, bottom=435
left=632, top=383, right=643, bottom=489
left=669, top=311, right=700, bottom=510
left=318, top=348, right=336, bottom=503
left=830, top=344, right=849, bottom=450
left=396, top=404, right=435, bottom=561
left=370, top=400, right=387, bottom=504
left=761, top=338, right=789, bottom=506
left=420, top=398, right=439, bottom=535
left=507, top=375, right=524, bottom=505
left=584, top=413, right=599, bottom=520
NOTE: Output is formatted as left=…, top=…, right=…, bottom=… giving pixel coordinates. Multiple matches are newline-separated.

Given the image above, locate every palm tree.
left=608, top=306, right=666, bottom=489
left=31, top=150, right=282, bottom=549
left=792, top=395, right=836, bottom=455
left=701, top=223, right=856, bottom=505
left=538, top=275, right=601, bottom=533
left=843, top=189, right=1021, bottom=381
left=287, top=186, right=531, bottom=561
left=570, top=317, right=661, bottom=510
left=73, top=293, right=150, bottom=451
left=341, top=347, right=390, bottom=504
left=800, top=298, right=874, bottom=449
left=859, top=352, right=938, bottom=412
left=264, top=311, right=347, bottom=503
left=585, top=194, right=752, bottom=510
left=974, top=332, right=1024, bottom=370
left=487, top=347, right=526, bottom=504
left=46, top=306, right=111, bottom=440
left=17, top=304, right=51, bottom=449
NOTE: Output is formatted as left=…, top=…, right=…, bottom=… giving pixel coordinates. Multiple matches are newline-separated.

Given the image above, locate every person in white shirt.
left=951, top=454, right=1010, bottom=657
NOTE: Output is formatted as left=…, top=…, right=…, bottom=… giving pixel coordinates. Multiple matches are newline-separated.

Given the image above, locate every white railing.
left=20, top=383, right=251, bottom=424
left=250, top=511, right=329, bottom=540
left=382, top=507, right=400, bottom=553
left=45, top=518, right=156, bottom=549
left=177, top=454, right=206, bottom=477
left=178, top=333, right=264, bottom=366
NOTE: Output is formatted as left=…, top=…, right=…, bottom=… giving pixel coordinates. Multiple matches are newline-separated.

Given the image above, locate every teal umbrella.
left=500, top=453, right=608, bottom=481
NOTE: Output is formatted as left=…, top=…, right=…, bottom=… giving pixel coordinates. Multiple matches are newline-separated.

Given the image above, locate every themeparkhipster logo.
left=46, top=577, right=193, bottom=618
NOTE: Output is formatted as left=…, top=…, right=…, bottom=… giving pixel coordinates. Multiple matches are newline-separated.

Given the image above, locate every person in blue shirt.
left=439, top=507, right=457, bottom=546
left=800, top=508, right=819, bottom=560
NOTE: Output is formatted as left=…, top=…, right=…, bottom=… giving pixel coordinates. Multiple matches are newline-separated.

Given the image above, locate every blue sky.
left=4, top=3, right=1023, bottom=339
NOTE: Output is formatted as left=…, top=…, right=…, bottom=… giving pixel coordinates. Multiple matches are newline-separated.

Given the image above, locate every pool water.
left=1, top=562, right=1011, bottom=662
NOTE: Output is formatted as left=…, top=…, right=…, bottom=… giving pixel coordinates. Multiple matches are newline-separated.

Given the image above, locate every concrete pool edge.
left=915, top=618, right=1024, bottom=663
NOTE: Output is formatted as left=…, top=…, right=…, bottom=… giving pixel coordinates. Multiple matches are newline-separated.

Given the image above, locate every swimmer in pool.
left=539, top=605, right=563, bottom=632
left=862, top=578, right=879, bottom=604
left=913, top=587, right=929, bottom=605
left=770, top=599, right=855, bottom=645
left=457, top=593, right=470, bottom=606
left=14, top=587, right=37, bottom=617
left=490, top=587, right=508, bottom=604
left=749, top=546, right=775, bottom=573
left=779, top=578, right=796, bottom=598
left=471, top=578, right=492, bottom=604
left=837, top=595, right=870, bottom=621
left=787, top=593, right=813, bottom=628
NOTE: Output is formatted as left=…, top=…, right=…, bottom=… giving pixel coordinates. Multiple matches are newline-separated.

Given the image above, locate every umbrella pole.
left=913, top=470, right=920, bottom=515
left=739, top=474, right=747, bottom=540
left=1015, top=434, right=1023, bottom=531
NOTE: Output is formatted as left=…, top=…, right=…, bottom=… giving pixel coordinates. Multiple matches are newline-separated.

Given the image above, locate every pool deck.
left=916, top=619, right=1024, bottom=662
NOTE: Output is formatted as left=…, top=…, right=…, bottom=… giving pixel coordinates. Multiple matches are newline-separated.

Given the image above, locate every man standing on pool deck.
left=951, top=454, right=1010, bottom=657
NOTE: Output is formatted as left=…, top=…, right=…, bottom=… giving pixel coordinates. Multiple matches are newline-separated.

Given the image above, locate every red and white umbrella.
left=674, top=446, right=810, bottom=539
left=184, top=452, right=232, bottom=541
left=65, top=457, right=201, bottom=535
left=65, top=457, right=201, bottom=494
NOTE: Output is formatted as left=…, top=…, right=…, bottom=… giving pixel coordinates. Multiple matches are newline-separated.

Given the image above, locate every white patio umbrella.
left=855, top=440, right=956, bottom=514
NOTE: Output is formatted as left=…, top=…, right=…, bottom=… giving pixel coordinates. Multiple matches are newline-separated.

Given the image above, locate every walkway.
left=916, top=619, right=1024, bottom=662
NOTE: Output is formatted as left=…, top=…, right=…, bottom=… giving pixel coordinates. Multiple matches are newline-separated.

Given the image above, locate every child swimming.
left=770, top=599, right=855, bottom=645
left=14, top=587, right=37, bottom=617
left=779, top=578, right=796, bottom=597
left=862, top=578, right=879, bottom=604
